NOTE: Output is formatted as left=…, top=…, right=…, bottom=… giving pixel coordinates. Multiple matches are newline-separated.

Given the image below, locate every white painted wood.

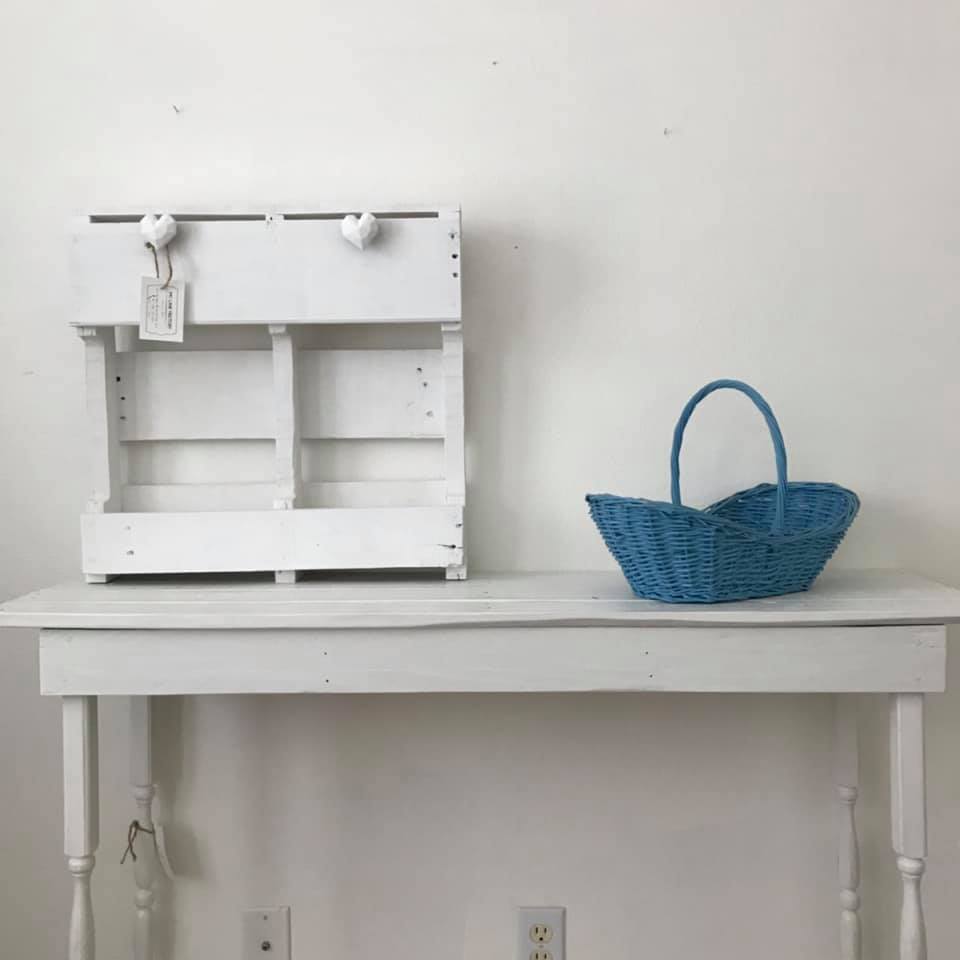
left=118, top=350, right=271, bottom=441
left=441, top=321, right=466, bottom=580
left=5, top=571, right=960, bottom=631
left=73, top=205, right=464, bottom=579
left=125, top=438, right=274, bottom=485
left=123, top=482, right=274, bottom=512
left=122, top=479, right=447, bottom=512
left=77, top=328, right=122, bottom=513
left=890, top=694, right=926, bottom=857
left=115, top=349, right=444, bottom=441
left=63, top=696, right=98, bottom=960
left=129, top=697, right=158, bottom=960
left=129, top=696, right=152, bottom=789
left=441, top=324, right=464, bottom=503
left=270, top=326, right=301, bottom=509
left=269, top=325, right=302, bottom=584
left=897, top=857, right=927, bottom=960
left=299, top=349, right=444, bottom=439
left=300, top=438, right=443, bottom=483
left=835, top=696, right=861, bottom=960
left=80, top=507, right=463, bottom=576
left=890, top=693, right=927, bottom=960
left=6, top=569, right=950, bottom=954
left=36, top=624, right=944, bottom=696
left=70, top=210, right=462, bottom=326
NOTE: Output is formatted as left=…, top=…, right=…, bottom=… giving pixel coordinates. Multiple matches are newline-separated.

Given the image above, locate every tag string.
left=145, top=243, right=174, bottom=289
left=121, top=819, right=156, bottom=864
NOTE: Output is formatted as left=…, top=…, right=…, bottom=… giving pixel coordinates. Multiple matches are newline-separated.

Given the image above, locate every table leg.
left=130, top=696, right=159, bottom=960
left=63, top=696, right=99, bottom=960
left=835, top=695, right=861, bottom=960
left=890, top=693, right=927, bottom=960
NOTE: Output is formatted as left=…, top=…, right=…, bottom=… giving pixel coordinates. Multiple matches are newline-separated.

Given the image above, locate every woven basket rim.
left=586, top=481, right=860, bottom=545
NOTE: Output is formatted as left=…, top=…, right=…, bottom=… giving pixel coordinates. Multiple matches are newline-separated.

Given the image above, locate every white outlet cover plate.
left=243, top=906, right=291, bottom=960
left=518, top=906, right=566, bottom=960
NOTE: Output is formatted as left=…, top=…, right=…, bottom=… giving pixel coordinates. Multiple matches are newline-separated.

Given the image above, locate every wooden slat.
left=39, top=624, right=946, bottom=695
left=299, top=349, right=443, bottom=438
left=269, top=325, right=302, bottom=508
left=122, top=480, right=445, bottom=512
left=125, top=439, right=273, bottom=484
left=80, top=507, right=464, bottom=575
left=301, top=438, right=443, bottom=483
left=70, top=210, right=461, bottom=326
left=117, top=349, right=444, bottom=440
left=122, top=482, right=274, bottom=512
left=300, top=480, right=445, bottom=508
left=6, top=571, right=960, bottom=631
left=118, top=351, right=272, bottom=440
left=441, top=323, right=465, bottom=505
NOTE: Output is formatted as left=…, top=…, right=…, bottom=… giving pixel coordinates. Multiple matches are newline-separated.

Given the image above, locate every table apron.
left=38, top=624, right=947, bottom=695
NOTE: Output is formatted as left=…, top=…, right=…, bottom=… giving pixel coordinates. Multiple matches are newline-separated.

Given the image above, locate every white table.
left=3, top=569, right=960, bottom=960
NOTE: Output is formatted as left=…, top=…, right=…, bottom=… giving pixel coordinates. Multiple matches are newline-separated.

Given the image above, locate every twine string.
left=144, top=243, right=174, bottom=289
left=146, top=243, right=159, bottom=279
left=121, top=819, right=156, bottom=865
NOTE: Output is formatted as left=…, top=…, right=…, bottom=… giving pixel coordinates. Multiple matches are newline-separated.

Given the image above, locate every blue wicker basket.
left=587, top=379, right=860, bottom=603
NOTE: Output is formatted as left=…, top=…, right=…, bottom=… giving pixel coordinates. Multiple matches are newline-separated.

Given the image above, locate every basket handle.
left=670, top=379, right=788, bottom=534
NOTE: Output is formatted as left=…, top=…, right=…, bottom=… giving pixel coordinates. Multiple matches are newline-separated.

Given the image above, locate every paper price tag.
left=139, top=277, right=185, bottom=342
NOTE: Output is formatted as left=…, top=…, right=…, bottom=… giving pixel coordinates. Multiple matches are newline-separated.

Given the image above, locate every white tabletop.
left=2, top=569, right=960, bottom=631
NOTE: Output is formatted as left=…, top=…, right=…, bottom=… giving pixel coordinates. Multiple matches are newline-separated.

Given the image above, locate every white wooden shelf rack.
left=2, top=569, right=959, bottom=960
left=70, top=206, right=465, bottom=582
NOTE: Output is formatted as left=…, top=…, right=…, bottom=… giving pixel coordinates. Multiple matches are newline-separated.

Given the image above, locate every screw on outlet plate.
left=242, top=908, right=290, bottom=960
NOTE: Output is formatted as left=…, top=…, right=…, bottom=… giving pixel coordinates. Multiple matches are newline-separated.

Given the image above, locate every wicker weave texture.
left=587, top=381, right=860, bottom=603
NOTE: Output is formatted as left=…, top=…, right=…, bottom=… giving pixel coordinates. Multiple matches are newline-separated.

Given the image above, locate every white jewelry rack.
left=70, top=206, right=465, bottom=582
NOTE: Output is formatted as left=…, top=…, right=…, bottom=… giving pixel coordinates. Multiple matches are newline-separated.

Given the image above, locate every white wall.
left=2, top=0, right=959, bottom=956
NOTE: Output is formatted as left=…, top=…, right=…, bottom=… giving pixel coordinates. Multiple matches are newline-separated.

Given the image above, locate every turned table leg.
left=835, top=695, right=861, bottom=960
left=130, top=696, right=159, bottom=960
left=63, top=696, right=99, bottom=960
left=890, top=693, right=927, bottom=960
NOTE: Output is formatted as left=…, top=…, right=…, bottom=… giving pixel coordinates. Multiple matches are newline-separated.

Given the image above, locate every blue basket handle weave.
left=670, top=379, right=788, bottom=534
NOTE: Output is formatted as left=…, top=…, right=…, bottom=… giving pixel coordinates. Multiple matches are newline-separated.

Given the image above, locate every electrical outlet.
left=242, top=907, right=291, bottom=960
left=518, top=907, right=565, bottom=960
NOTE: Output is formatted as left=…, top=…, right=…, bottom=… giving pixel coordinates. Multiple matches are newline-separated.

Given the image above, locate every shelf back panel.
left=117, top=349, right=444, bottom=441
